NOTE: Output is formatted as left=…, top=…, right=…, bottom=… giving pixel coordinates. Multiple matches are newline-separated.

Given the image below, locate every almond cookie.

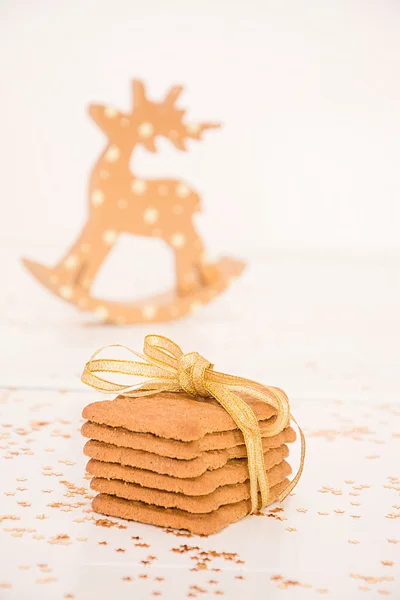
left=90, top=459, right=291, bottom=513
left=84, top=427, right=296, bottom=478
left=82, top=390, right=278, bottom=442
left=81, top=415, right=282, bottom=459
left=91, top=478, right=289, bottom=535
left=86, top=444, right=288, bottom=496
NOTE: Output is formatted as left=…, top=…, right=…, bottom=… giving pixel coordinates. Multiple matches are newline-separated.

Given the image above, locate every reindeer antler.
left=163, top=83, right=221, bottom=135
left=164, top=85, right=184, bottom=106
left=130, top=79, right=220, bottom=150
left=169, top=120, right=221, bottom=151
left=184, top=122, right=221, bottom=140
left=132, top=80, right=147, bottom=108
left=133, top=81, right=184, bottom=110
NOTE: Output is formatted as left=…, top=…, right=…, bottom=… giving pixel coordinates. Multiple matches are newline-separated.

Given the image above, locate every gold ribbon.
left=81, top=334, right=305, bottom=513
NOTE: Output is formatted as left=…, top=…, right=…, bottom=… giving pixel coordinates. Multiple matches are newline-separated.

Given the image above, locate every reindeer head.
left=88, top=80, right=220, bottom=152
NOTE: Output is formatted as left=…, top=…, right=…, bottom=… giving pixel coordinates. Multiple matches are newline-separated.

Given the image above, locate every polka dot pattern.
left=143, top=208, right=159, bottom=225
left=95, top=306, right=109, bottom=320
left=171, top=233, right=186, bottom=248
left=59, top=286, right=73, bottom=300
left=142, top=305, right=157, bottom=320
left=105, top=145, right=120, bottom=162
left=64, top=255, right=79, bottom=270
left=176, top=183, right=190, bottom=198
left=138, top=122, right=154, bottom=138
left=103, top=230, right=118, bottom=245
left=91, top=190, right=105, bottom=207
left=104, top=106, right=117, bottom=118
left=131, top=179, right=147, bottom=195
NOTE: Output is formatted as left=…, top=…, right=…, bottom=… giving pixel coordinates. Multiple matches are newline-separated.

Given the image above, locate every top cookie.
left=82, top=390, right=278, bottom=442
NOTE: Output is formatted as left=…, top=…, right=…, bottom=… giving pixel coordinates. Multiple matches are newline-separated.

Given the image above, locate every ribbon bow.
left=81, top=334, right=305, bottom=513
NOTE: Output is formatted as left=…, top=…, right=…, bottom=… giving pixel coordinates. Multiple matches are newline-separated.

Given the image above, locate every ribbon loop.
left=81, top=334, right=305, bottom=513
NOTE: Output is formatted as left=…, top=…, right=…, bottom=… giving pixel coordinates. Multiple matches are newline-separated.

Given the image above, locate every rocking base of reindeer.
left=22, top=256, right=245, bottom=324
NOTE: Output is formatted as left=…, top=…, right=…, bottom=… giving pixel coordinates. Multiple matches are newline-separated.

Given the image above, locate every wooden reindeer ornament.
left=22, top=80, right=245, bottom=324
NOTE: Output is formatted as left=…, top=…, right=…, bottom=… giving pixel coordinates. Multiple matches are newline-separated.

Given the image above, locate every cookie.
left=83, top=427, right=296, bottom=478
left=81, top=416, right=283, bottom=459
left=86, top=444, right=288, bottom=495
left=91, top=478, right=289, bottom=535
left=90, top=459, right=291, bottom=513
left=82, top=390, right=279, bottom=442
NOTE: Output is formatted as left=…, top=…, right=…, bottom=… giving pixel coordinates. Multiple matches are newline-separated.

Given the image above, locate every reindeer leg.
left=49, top=220, right=114, bottom=292
left=173, top=225, right=218, bottom=296
left=47, top=221, right=94, bottom=288
left=78, top=227, right=117, bottom=292
left=189, top=228, right=219, bottom=287
left=174, top=246, right=200, bottom=296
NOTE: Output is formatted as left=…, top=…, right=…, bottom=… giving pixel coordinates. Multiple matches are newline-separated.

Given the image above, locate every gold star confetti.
left=135, top=542, right=150, bottom=548
left=49, top=534, right=70, bottom=545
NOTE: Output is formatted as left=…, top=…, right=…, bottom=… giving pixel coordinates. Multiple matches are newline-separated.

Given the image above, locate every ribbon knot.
left=81, top=334, right=305, bottom=513
left=178, top=351, right=212, bottom=397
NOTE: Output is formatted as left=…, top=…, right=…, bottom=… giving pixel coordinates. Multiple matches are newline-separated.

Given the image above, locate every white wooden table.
left=1, top=250, right=399, bottom=599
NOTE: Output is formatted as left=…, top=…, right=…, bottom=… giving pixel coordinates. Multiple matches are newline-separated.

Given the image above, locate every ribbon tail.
left=255, top=442, right=270, bottom=509
left=242, top=435, right=259, bottom=513
left=206, top=381, right=269, bottom=513
left=222, top=381, right=290, bottom=437
left=277, top=414, right=306, bottom=502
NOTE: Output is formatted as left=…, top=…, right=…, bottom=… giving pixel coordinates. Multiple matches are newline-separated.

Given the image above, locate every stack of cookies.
left=82, top=391, right=296, bottom=535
